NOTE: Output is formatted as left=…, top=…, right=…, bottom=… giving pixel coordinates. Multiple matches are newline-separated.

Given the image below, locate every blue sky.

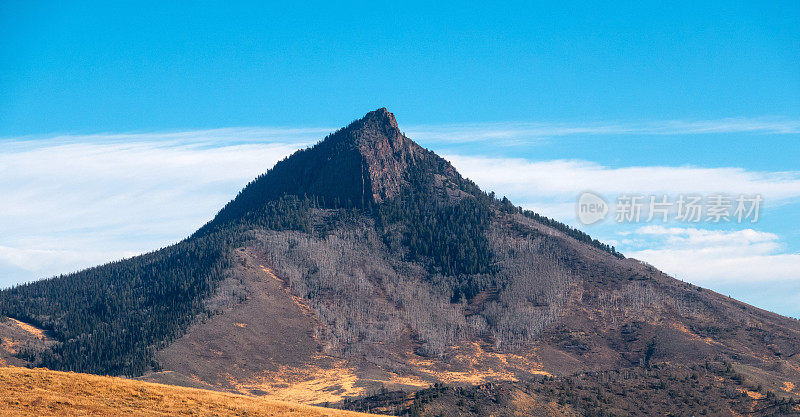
left=1, top=2, right=799, bottom=317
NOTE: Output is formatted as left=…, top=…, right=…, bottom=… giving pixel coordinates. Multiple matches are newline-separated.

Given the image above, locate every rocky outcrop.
left=343, top=107, right=420, bottom=203
left=203, top=108, right=431, bottom=230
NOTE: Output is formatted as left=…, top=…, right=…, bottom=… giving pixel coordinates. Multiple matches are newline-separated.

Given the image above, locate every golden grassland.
left=0, top=366, right=376, bottom=417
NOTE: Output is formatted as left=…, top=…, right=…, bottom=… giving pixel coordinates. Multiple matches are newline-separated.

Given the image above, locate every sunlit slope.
left=0, top=366, right=375, bottom=416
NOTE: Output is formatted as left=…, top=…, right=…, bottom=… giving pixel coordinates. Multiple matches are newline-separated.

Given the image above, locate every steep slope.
left=2, top=109, right=800, bottom=411
left=199, top=108, right=426, bottom=233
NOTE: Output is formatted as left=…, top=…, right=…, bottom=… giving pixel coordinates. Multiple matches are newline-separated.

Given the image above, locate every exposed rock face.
left=300, top=107, right=422, bottom=205
left=342, top=107, right=420, bottom=203
left=204, top=108, right=428, bottom=231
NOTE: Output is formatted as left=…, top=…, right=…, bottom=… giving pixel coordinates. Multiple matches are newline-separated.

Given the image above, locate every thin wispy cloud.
left=407, top=117, right=800, bottom=144
left=0, top=126, right=331, bottom=152
left=5, top=117, right=796, bottom=149
left=444, top=155, right=800, bottom=203
left=0, top=136, right=311, bottom=287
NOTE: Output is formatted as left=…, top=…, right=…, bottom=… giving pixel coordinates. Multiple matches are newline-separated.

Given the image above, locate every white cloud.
left=0, top=130, right=318, bottom=286
left=441, top=155, right=800, bottom=224
left=0, top=245, right=138, bottom=277
left=624, top=226, right=800, bottom=283
left=634, top=225, right=778, bottom=247
left=1, top=126, right=330, bottom=149
left=444, top=156, right=800, bottom=201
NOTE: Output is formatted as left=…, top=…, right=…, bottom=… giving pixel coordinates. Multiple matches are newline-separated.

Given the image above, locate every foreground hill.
left=343, top=361, right=800, bottom=416
left=2, top=108, right=800, bottom=413
left=0, top=366, right=374, bottom=416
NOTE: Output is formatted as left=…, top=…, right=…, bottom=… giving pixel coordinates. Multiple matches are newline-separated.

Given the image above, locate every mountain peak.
left=329, top=107, right=417, bottom=203
left=203, top=108, right=429, bottom=229
left=363, top=107, right=398, bottom=128
left=203, top=109, right=479, bottom=233
left=336, top=107, right=404, bottom=153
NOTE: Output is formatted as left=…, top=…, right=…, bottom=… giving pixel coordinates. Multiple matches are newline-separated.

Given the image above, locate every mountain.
left=2, top=109, right=800, bottom=414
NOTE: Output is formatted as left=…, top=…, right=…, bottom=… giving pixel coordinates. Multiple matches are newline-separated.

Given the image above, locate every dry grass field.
left=0, top=366, right=375, bottom=416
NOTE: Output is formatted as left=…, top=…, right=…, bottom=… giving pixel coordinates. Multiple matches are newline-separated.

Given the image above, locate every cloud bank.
left=624, top=226, right=800, bottom=283
left=444, top=156, right=800, bottom=203
left=0, top=131, right=316, bottom=287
